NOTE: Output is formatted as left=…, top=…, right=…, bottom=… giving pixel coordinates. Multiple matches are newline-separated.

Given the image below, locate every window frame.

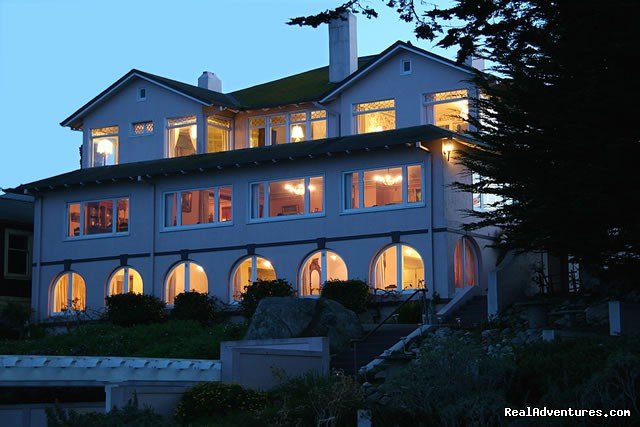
left=65, top=196, right=130, bottom=241
left=248, top=174, right=326, bottom=223
left=423, top=89, right=469, bottom=131
left=137, top=87, right=147, bottom=101
left=341, top=163, right=425, bottom=214
left=372, top=243, right=425, bottom=293
left=3, top=228, right=32, bottom=279
left=166, top=115, right=198, bottom=158
left=90, top=126, right=119, bottom=167
left=107, top=266, right=143, bottom=296
left=247, top=110, right=327, bottom=147
left=161, top=185, right=233, bottom=232
left=352, top=98, right=396, bottom=134
left=164, top=260, right=208, bottom=306
left=206, top=115, right=234, bottom=153
left=298, top=249, right=348, bottom=297
left=401, top=59, right=412, bottom=75
left=230, top=255, right=276, bottom=303
left=50, top=271, right=86, bottom=316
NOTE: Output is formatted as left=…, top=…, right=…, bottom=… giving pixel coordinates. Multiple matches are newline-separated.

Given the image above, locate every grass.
left=0, top=320, right=247, bottom=360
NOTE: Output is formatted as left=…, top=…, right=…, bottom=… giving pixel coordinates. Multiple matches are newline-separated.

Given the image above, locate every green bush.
left=0, top=302, right=31, bottom=339
left=320, top=279, right=371, bottom=313
left=240, top=278, right=296, bottom=318
left=175, top=382, right=267, bottom=422
left=104, top=293, right=166, bottom=327
left=171, top=291, right=216, bottom=325
left=395, top=300, right=426, bottom=324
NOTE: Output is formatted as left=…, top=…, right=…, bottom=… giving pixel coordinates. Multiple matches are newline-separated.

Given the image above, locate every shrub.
left=240, top=278, right=296, bottom=318
left=104, top=293, right=166, bottom=327
left=0, top=302, right=31, bottom=339
left=171, top=291, right=216, bottom=325
left=321, top=279, right=371, bottom=313
left=395, top=300, right=426, bottom=324
left=175, top=382, right=267, bottom=422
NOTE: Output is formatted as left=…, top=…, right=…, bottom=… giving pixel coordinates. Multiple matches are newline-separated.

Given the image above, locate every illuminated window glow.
left=251, top=176, right=323, bottom=220
left=231, top=256, right=277, bottom=301
left=249, top=110, right=327, bottom=147
left=299, top=250, right=347, bottom=296
left=51, top=271, right=86, bottom=314
left=373, top=244, right=424, bottom=292
left=108, top=266, right=143, bottom=295
left=454, top=238, right=477, bottom=289
left=344, top=165, right=423, bottom=211
left=167, top=115, right=197, bottom=158
left=207, top=116, right=232, bottom=153
left=354, top=100, right=396, bottom=134
left=67, top=198, right=129, bottom=238
left=165, top=261, right=208, bottom=305
left=164, top=186, right=232, bottom=229
left=91, top=126, right=119, bottom=167
left=425, top=89, right=469, bottom=133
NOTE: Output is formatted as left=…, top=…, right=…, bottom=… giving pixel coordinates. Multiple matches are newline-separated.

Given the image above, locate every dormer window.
left=353, top=100, right=396, bottom=134
left=424, top=89, right=469, bottom=132
left=137, top=88, right=146, bottom=101
left=90, top=126, right=119, bottom=167
left=401, top=59, right=412, bottom=75
left=167, top=116, right=197, bottom=158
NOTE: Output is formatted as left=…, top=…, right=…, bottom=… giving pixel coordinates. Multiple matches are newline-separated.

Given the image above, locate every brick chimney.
left=198, top=71, right=222, bottom=92
left=328, top=13, right=358, bottom=83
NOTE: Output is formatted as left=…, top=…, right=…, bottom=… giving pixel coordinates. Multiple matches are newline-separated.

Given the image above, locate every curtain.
left=464, top=241, right=477, bottom=286
left=53, top=273, right=68, bottom=312
left=71, top=274, right=86, bottom=310
left=454, top=241, right=463, bottom=288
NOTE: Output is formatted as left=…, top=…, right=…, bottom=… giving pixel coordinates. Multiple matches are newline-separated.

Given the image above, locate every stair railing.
left=351, top=288, right=429, bottom=376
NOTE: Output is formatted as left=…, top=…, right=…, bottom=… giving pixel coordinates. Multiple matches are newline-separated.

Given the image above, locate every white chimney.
left=464, top=56, right=485, bottom=72
left=328, top=13, right=358, bottom=83
left=198, top=71, right=222, bottom=92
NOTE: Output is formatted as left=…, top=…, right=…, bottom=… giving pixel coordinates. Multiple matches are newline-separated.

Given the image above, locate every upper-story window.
left=353, top=100, right=396, bottom=134
left=472, top=173, right=501, bottom=212
left=249, top=110, right=327, bottom=147
left=91, top=126, right=119, bottom=167
left=132, top=121, right=153, bottom=136
left=3, top=229, right=32, bottom=279
left=67, top=198, right=129, bottom=238
left=425, top=89, right=468, bottom=133
left=163, top=186, right=232, bottom=229
left=207, top=116, right=232, bottom=153
left=251, top=176, right=324, bottom=221
left=344, top=164, right=423, bottom=212
left=167, top=115, right=197, bottom=158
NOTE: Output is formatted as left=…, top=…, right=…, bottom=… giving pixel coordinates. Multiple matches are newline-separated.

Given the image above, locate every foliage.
left=395, top=300, right=426, bottom=324
left=0, top=320, right=247, bottom=360
left=171, top=291, right=216, bottom=325
left=320, top=279, right=371, bottom=313
left=175, top=382, right=267, bottom=422
left=260, top=371, right=365, bottom=427
left=0, top=302, right=31, bottom=339
left=104, top=293, right=166, bottom=327
left=46, top=396, right=170, bottom=427
left=240, top=278, right=296, bottom=318
left=290, top=0, right=640, bottom=285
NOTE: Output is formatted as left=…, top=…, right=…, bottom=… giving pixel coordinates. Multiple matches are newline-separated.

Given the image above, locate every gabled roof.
left=60, top=69, right=238, bottom=129
left=0, top=194, right=34, bottom=224
left=7, top=125, right=465, bottom=195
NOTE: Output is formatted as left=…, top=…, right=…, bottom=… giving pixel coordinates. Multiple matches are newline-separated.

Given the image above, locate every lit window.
left=354, top=100, right=395, bottom=134
left=230, top=256, right=276, bottom=302
left=344, top=164, right=423, bottom=211
left=250, top=176, right=324, bottom=220
left=91, top=126, right=119, bottom=167
left=108, top=266, right=143, bottom=295
left=472, top=173, right=502, bottom=211
left=167, top=115, right=197, bottom=158
left=51, top=271, right=86, bottom=314
left=67, top=198, right=129, bottom=238
left=454, top=237, right=477, bottom=289
left=425, top=89, right=469, bottom=133
left=299, top=250, right=347, bottom=296
left=4, top=229, right=32, bottom=279
left=132, top=121, right=153, bottom=135
left=165, top=261, right=208, bottom=305
left=207, top=116, right=232, bottom=153
left=163, top=187, right=232, bottom=229
left=249, top=110, right=327, bottom=147
left=373, top=244, right=424, bottom=292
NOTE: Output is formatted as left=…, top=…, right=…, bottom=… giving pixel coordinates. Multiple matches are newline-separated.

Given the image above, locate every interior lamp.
left=373, top=174, right=402, bottom=186
left=291, top=125, right=305, bottom=142
left=96, top=139, right=114, bottom=155
left=442, top=141, right=454, bottom=161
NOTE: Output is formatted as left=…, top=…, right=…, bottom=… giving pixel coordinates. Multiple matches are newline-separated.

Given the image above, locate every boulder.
left=244, top=297, right=364, bottom=353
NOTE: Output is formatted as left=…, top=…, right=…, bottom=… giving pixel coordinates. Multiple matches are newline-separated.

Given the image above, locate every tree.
left=290, top=1, right=640, bottom=287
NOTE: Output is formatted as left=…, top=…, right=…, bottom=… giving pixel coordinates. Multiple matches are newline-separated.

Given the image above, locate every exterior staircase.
left=331, top=324, right=419, bottom=374
left=445, top=295, right=488, bottom=328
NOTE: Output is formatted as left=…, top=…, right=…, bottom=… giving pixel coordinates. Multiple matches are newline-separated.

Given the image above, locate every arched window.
left=299, top=250, right=348, bottom=296
left=454, top=237, right=477, bottom=288
left=231, top=256, right=276, bottom=302
left=108, top=266, right=143, bottom=295
left=51, top=271, right=86, bottom=314
left=373, top=244, right=424, bottom=291
left=165, top=261, right=208, bottom=304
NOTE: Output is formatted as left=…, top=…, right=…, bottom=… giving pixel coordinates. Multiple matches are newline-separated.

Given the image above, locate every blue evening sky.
left=0, top=0, right=453, bottom=191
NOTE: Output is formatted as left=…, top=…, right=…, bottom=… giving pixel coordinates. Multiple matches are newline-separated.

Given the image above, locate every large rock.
left=244, top=297, right=364, bottom=353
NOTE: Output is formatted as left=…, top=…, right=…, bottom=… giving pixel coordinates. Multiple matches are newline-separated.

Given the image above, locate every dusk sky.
left=0, top=0, right=453, bottom=191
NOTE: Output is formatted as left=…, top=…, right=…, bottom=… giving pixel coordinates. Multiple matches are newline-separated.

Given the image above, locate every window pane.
left=290, top=124, right=306, bottom=142
left=207, top=116, right=231, bottom=128
left=251, top=184, right=265, bottom=219
left=219, top=187, right=232, bottom=222
left=364, top=168, right=403, bottom=208
left=84, top=200, right=113, bottom=235
left=433, top=100, right=469, bottom=132
left=354, top=100, right=395, bottom=112
left=169, top=125, right=197, bottom=157
left=345, top=172, right=359, bottom=209
left=374, top=246, right=397, bottom=290
left=356, top=110, right=395, bottom=134
left=91, top=126, right=118, bottom=136
left=300, top=252, right=322, bottom=296
left=407, top=165, right=423, bottom=203
left=290, top=112, right=306, bottom=122
left=425, top=89, right=467, bottom=102
left=68, top=203, right=80, bottom=237
left=92, top=136, right=118, bottom=166
left=181, top=191, right=214, bottom=226
left=188, top=263, right=208, bottom=293
left=167, top=116, right=196, bottom=127
left=270, top=125, right=286, bottom=145
left=269, top=179, right=304, bottom=217
left=310, top=110, right=327, bottom=119
left=326, top=251, right=347, bottom=281
left=250, top=127, right=265, bottom=148
left=7, top=250, right=28, bottom=275
left=256, top=257, right=276, bottom=281
left=133, top=121, right=153, bottom=135
left=8, top=234, right=28, bottom=251
left=129, top=269, right=144, bottom=294
left=207, top=123, right=230, bottom=153
left=164, top=193, right=177, bottom=227
left=402, top=246, right=424, bottom=290
left=232, top=258, right=253, bottom=301
left=311, top=120, right=326, bottom=140
left=309, top=176, right=323, bottom=214
left=116, top=198, right=129, bottom=232
left=53, top=272, right=86, bottom=312
left=166, top=263, right=185, bottom=304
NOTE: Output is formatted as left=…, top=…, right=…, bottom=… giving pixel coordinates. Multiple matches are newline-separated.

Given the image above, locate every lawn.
left=0, top=320, right=247, bottom=360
